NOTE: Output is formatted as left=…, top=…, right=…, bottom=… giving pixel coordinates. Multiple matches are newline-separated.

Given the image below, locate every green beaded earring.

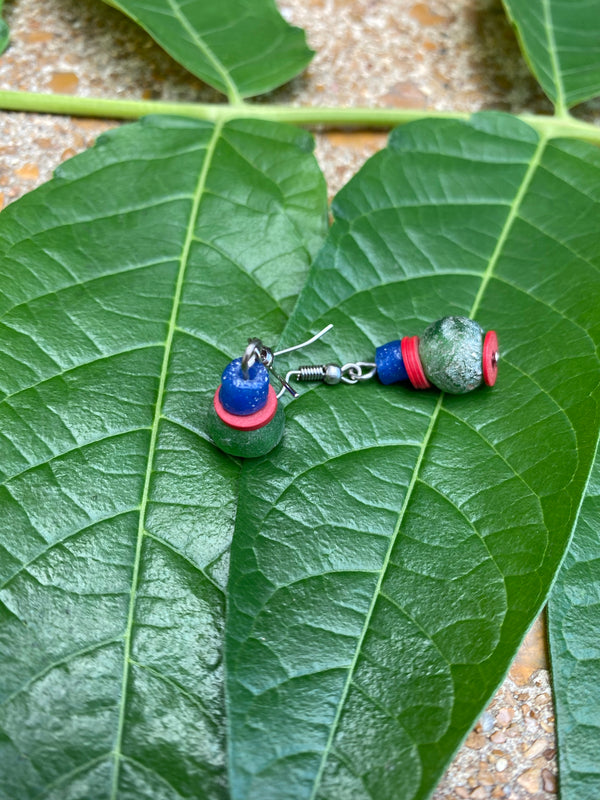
left=206, top=325, right=333, bottom=459
left=207, top=316, right=498, bottom=459
left=283, top=316, right=498, bottom=394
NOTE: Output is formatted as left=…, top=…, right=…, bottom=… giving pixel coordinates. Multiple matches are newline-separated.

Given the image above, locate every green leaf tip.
left=103, top=0, right=314, bottom=102
left=502, top=0, right=600, bottom=112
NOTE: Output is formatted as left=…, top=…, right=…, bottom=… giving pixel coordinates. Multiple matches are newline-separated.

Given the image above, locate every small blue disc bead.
left=376, top=340, right=408, bottom=385
left=219, top=357, right=270, bottom=415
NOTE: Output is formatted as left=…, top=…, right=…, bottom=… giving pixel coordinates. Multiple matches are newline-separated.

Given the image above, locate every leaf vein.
left=109, top=120, right=224, bottom=798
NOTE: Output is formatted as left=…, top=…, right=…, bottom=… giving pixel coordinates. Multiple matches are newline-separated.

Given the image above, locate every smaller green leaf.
left=503, top=0, right=600, bottom=112
left=549, top=445, right=600, bottom=800
left=103, top=0, right=314, bottom=102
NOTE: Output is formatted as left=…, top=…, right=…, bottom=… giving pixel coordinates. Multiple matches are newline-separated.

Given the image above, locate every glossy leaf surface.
left=225, top=113, right=600, bottom=800
left=0, top=116, right=327, bottom=799
left=503, top=0, right=600, bottom=111
left=104, top=0, right=313, bottom=101
left=549, top=448, right=600, bottom=800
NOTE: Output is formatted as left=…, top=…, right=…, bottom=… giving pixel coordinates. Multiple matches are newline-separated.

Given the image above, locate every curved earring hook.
left=241, top=323, right=335, bottom=398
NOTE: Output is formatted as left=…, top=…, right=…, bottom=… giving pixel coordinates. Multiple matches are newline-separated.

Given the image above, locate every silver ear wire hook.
left=242, top=324, right=335, bottom=398
left=272, top=324, right=334, bottom=358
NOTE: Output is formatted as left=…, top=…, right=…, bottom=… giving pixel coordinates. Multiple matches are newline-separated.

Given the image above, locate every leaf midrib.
left=307, top=132, right=549, bottom=800
left=107, top=0, right=243, bottom=103
left=541, top=0, right=568, bottom=114
left=109, top=120, right=223, bottom=799
left=164, top=0, right=243, bottom=104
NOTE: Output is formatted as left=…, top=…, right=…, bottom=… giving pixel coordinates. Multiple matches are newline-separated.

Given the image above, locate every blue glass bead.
left=375, top=340, right=408, bottom=385
left=219, top=357, right=270, bottom=415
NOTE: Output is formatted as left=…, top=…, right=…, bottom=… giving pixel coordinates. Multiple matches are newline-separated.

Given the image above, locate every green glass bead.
left=419, top=316, right=484, bottom=394
left=206, top=402, right=285, bottom=458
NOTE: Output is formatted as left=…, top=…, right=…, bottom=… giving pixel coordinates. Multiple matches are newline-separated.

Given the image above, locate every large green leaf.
left=103, top=0, right=313, bottom=102
left=503, top=0, right=600, bottom=112
left=549, top=445, right=600, bottom=800
left=0, top=115, right=327, bottom=799
left=225, top=112, right=600, bottom=800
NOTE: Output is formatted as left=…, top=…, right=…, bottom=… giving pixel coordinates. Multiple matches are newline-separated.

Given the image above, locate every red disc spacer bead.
left=401, top=335, right=431, bottom=390
left=214, top=384, right=278, bottom=430
left=482, top=330, right=499, bottom=387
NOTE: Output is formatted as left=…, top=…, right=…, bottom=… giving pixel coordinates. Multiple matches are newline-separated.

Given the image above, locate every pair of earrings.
left=206, top=315, right=499, bottom=458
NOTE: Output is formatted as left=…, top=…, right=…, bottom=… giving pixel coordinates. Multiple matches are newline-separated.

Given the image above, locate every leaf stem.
left=1, top=89, right=599, bottom=142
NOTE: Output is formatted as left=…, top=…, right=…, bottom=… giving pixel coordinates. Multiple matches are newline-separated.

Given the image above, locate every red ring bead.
left=401, top=335, right=431, bottom=390
left=214, top=384, right=278, bottom=430
left=482, top=330, right=499, bottom=386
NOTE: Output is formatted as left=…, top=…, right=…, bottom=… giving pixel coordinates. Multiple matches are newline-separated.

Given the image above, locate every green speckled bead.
left=206, top=402, right=285, bottom=458
left=419, top=316, right=484, bottom=394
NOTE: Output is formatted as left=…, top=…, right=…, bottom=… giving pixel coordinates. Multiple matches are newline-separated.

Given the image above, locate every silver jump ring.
left=340, top=362, right=377, bottom=384
left=341, top=362, right=362, bottom=384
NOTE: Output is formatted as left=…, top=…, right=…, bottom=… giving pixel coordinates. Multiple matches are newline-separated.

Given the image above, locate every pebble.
left=524, top=738, right=549, bottom=759
left=496, top=708, right=514, bottom=727
left=516, top=767, right=540, bottom=794
left=496, top=758, right=508, bottom=773
left=24, top=30, right=53, bottom=43
left=14, top=162, right=40, bottom=180
left=540, top=718, right=555, bottom=733
left=509, top=663, right=535, bottom=686
left=478, top=711, right=495, bottom=733
left=478, top=766, right=494, bottom=786
left=465, top=732, right=486, bottom=750
left=409, top=2, right=448, bottom=25
left=470, top=788, right=487, bottom=800
left=49, top=71, right=79, bottom=93
left=505, top=723, right=521, bottom=738
left=542, top=768, right=557, bottom=793
left=490, top=731, right=506, bottom=743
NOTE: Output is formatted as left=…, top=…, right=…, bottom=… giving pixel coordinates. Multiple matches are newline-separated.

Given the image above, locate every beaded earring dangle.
left=291, top=315, right=498, bottom=394
left=206, top=316, right=498, bottom=458
left=206, top=324, right=334, bottom=459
